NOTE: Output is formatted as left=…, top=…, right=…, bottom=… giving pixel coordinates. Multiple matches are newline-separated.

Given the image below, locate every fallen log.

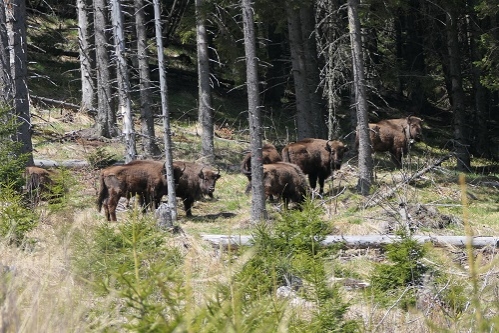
left=201, top=234, right=499, bottom=250
left=34, top=159, right=89, bottom=169
left=31, top=95, right=97, bottom=116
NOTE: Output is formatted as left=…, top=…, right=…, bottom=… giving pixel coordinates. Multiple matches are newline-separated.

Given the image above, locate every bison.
left=262, top=162, right=309, bottom=209
left=97, top=160, right=183, bottom=221
left=241, top=143, right=282, bottom=194
left=174, top=161, right=221, bottom=217
left=281, top=138, right=348, bottom=195
left=24, top=166, right=57, bottom=205
left=356, top=115, right=424, bottom=167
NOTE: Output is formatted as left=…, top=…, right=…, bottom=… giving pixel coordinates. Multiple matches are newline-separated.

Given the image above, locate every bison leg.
left=183, top=197, right=195, bottom=217
left=308, top=173, right=318, bottom=192
left=390, top=148, right=403, bottom=168
left=106, top=191, right=120, bottom=222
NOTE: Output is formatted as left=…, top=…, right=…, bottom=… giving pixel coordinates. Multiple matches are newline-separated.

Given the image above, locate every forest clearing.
left=1, top=1, right=499, bottom=332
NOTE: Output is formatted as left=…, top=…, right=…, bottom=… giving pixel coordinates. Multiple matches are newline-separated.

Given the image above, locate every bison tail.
left=96, top=176, right=108, bottom=212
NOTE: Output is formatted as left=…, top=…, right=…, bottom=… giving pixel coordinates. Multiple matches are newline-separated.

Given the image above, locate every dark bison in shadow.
left=281, top=138, right=348, bottom=195
left=241, top=143, right=282, bottom=194
left=356, top=115, right=424, bottom=167
left=174, top=161, right=221, bottom=217
left=24, top=166, right=57, bottom=205
left=262, top=162, right=309, bottom=209
left=97, top=160, right=183, bottom=221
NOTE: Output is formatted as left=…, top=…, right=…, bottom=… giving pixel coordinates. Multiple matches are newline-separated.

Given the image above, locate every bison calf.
left=97, top=160, right=183, bottom=221
left=174, top=161, right=221, bottom=217
left=282, top=138, right=348, bottom=195
left=262, top=162, right=309, bottom=209
left=241, top=143, right=282, bottom=194
left=356, top=115, right=423, bottom=167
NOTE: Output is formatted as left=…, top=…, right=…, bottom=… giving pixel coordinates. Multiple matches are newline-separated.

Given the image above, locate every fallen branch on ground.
left=201, top=234, right=498, bottom=250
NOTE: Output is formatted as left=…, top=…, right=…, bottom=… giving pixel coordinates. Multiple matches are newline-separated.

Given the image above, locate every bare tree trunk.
left=77, top=0, right=94, bottom=112
left=196, top=0, right=214, bottom=164
left=242, top=0, right=266, bottom=222
left=94, top=0, right=118, bottom=138
left=7, top=0, right=33, bottom=166
left=348, top=0, right=373, bottom=195
left=0, top=0, right=12, bottom=105
left=111, top=0, right=136, bottom=163
left=300, top=4, right=327, bottom=139
left=153, top=0, right=177, bottom=222
left=286, top=3, right=314, bottom=140
left=135, top=0, right=161, bottom=158
left=446, top=7, right=470, bottom=172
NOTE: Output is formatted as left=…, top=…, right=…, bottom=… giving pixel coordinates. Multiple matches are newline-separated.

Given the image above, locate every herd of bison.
left=24, top=116, right=424, bottom=221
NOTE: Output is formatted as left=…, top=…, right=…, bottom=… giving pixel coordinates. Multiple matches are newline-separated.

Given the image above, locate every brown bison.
left=241, top=143, right=282, bottom=194
left=24, top=166, right=57, bottom=205
left=97, top=160, right=183, bottom=221
left=356, top=115, right=424, bottom=167
left=174, top=161, right=221, bottom=217
left=262, top=162, right=309, bottom=209
left=281, top=138, right=348, bottom=195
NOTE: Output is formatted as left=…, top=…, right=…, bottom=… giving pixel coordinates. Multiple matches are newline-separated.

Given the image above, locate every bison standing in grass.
left=97, top=160, right=183, bottom=221
left=174, top=161, right=221, bottom=217
left=356, top=115, right=424, bottom=167
left=241, top=143, right=282, bottom=194
left=281, top=138, right=348, bottom=195
left=24, top=166, right=57, bottom=205
left=262, top=162, right=309, bottom=209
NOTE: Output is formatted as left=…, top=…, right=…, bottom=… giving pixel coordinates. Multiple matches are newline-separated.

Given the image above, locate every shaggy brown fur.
left=97, top=160, right=183, bottom=221
left=174, top=161, right=221, bottom=217
left=262, top=162, right=309, bottom=209
left=241, top=143, right=282, bottom=194
left=356, top=116, right=424, bottom=167
left=281, top=138, right=348, bottom=194
left=24, top=166, right=56, bottom=205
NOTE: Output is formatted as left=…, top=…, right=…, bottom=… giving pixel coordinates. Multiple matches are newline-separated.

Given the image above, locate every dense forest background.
left=22, top=0, right=499, bottom=167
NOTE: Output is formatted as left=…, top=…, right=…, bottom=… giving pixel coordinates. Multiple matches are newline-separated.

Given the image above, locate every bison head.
left=326, top=140, right=348, bottom=170
left=407, top=116, right=424, bottom=142
left=198, top=167, right=221, bottom=197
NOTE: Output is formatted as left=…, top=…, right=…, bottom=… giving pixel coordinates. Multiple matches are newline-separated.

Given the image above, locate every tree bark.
left=0, top=0, right=12, bottom=105
left=196, top=0, right=214, bottom=164
left=93, top=0, right=118, bottom=138
left=242, top=0, right=266, bottom=222
left=201, top=234, right=499, bottom=250
left=153, top=0, right=177, bottom=222
left=286, top=3, right=314, bottom=140
left=135, top=0, right=161, bottom=158
left=77, top=0, right=94, bottom=112
left=348, top=0, right=373, bottom=195
left=7, top=0, right=33, bottom=166
left=446, top=6, right=470, bottom=172
left=111, top=0, right=136, bottom=163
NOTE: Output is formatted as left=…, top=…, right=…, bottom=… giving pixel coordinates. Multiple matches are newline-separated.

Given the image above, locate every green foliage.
left=236, top=200, right=358, bottom=332
left=0, top=184, right=38, bottom=246
left=0, top=105, right=29, bottom=192
left=86, top=147, right=120, bottom=169
left=370, top=236, right=429, bottom=308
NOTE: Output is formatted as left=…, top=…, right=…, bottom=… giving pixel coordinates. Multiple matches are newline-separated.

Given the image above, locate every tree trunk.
left=7, top=0, right=33, bottom=166
left=111, top=0, right=136, bottom=163
left=153, top=0, right=177, bottom=222
left=0, top=0, right=12, bottom=105
left=300, top=4, right=327, bottom=139
left=77, top=0, right=94, bottom=112
left=93, top=0, right=118, bottom=138
left=135, top=0, right=161, bottom=158
left=196, top=0, right=214, bottom=164
left=201, top=234, right=499, bottom=250
left=348, top=0, right=373, bottom=195
left=242, top=0, right=266, bottom=222
left=446, top=7, right=470, bottom=172
left=286, top=3, right=314, bottom=140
